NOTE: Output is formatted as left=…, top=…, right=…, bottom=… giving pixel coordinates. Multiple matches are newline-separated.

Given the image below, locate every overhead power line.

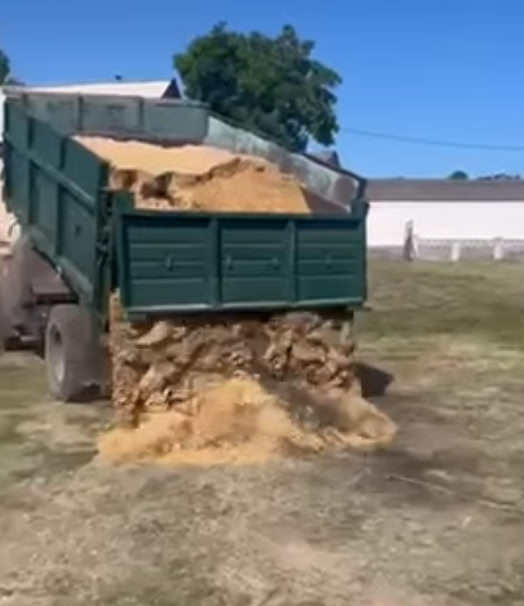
left=339, top=126, right=524, bottom=152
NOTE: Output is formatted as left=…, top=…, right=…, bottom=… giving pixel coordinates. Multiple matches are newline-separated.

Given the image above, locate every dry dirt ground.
left=0, top=260, right=523, bottom=606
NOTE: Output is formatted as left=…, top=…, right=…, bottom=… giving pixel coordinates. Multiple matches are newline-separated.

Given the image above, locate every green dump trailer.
left=0, top=91, right=368, bottom=401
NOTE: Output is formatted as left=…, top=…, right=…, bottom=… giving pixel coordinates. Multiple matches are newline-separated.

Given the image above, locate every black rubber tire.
left=45, top=304, right=101, bottom=402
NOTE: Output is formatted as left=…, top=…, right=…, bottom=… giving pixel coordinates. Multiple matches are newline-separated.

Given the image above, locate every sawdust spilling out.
left=98, top=298, right=396, bottom=466
left=76, top=137, right=310, bottom=214
left=98, top=376, right=396, bottom=466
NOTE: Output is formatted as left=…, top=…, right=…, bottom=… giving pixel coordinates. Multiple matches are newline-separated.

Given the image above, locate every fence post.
left=493, top=238, right=504, bottom=261
left=403, top=220, right=415, bottom=261
left=450, top=242, right=461, bottom=262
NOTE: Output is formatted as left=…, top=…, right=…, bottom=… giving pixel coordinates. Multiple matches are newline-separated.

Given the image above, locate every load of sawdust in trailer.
left=76, top=136, right=311, bottom=214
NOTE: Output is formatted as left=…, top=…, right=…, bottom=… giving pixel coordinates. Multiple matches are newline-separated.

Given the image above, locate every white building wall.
left=368, top=201, right=524, bottom=246
left=0, top=159, right=17, bottom=253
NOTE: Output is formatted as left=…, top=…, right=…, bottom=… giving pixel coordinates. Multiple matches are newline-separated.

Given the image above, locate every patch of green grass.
left=359, top=261, right=524, bottom=348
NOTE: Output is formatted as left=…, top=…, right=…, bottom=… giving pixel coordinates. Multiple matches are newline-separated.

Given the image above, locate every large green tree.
left=448, top=170, right=469, bottom=180
left=0, top=50, right=9, bottom=84
left=174, top=24, right=341, bottom=152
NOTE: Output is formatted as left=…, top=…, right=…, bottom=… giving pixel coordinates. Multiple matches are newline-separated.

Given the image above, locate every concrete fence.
left=412, top=237, right=524, bottom=262
left=368, top=235, right=524, bottom=262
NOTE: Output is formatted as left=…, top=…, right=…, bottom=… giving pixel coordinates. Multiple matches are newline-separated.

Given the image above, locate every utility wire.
left=339, top=126, right=524, bottom=152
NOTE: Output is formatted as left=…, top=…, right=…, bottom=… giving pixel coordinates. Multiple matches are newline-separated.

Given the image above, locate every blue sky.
left=2, top=0, right=523, bottom=177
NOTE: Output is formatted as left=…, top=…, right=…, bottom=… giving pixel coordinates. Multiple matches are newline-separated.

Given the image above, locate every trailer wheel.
left=45, top=304, right=100, bottom=402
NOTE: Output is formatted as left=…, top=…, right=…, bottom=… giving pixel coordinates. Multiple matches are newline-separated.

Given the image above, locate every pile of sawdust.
left=99, top=298, right=396, bottom=466
left=98, top=376, right=396, bottom=465
left=77, top=137, right=310, bottom=214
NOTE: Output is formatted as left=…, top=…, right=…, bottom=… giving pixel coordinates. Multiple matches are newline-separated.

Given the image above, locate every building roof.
left=368, top=179, right=524, bottom=202
left=11, top=79, right=175, bottom=98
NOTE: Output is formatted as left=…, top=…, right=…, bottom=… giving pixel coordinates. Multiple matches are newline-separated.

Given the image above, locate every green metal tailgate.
left=115, top=207, right=367, bottom=316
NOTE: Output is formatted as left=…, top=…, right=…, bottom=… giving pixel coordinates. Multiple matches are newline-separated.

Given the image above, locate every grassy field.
left=361, top=260, right=524, bottom=347
left=0, top=260, right=523, bottom=606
